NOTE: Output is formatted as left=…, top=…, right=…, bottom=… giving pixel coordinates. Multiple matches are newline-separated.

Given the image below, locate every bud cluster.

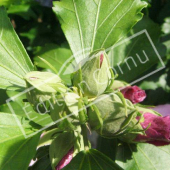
left=24, top=49, right=170, bottom=169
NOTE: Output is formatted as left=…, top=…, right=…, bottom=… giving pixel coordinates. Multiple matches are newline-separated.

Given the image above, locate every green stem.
left=78, top=100, right=89, bottom=150
left=81, top=123, right=89, bottom=151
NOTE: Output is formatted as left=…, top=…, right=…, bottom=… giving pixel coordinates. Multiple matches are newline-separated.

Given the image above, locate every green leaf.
left=0, top=7, right=34, bottom=89
left=0, top=0, right=20, bottom=6
left=63, top=149, right=123, bottom=170
left=53, top=0, right=147, bottom=61
left=116, top=142, right=170, bottom=170
left=0, top=112, right=40, bottom=170
left=108, top=16, right=166, bottom=82
left=34, top=44, right=73, bottom=85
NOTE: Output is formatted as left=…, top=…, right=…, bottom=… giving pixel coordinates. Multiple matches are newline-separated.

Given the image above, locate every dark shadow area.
left=97, top=137, right=137, bottom=163
left=29, top=146, right=52, bottom=170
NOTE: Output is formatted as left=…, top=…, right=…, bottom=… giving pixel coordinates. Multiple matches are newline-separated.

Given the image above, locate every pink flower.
left=121, top=86, right=146, bottom=104
left=56, top=148, right=74, bottom=170
left=135, top=113, right=170, bottom=146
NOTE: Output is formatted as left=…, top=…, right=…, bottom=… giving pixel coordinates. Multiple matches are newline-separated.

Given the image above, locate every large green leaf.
left=34, top=44, right=73, bottom=85
left=53, top=0, right=147, bottom=61
left=108, top=16, right=166, bottom=82
left=0, top=112, right=40, bottom=170
left=116, top=142, right=170, bottom=170
left=63, top=149, right=123, bottom=170
left=0, top=7, right=34, bottom=89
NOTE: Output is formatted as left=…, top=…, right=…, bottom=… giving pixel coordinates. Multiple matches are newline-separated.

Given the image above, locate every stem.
left=81, top=123, right=89, bottom=151
left=78, top=100, right=89, bottom=150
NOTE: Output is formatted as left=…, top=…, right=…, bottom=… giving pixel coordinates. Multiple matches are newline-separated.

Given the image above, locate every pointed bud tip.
left=100, top=53, right=104, bottom=67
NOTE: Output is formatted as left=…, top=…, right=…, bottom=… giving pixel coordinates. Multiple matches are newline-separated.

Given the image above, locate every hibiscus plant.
left=0, top=0, right=170, bottom=170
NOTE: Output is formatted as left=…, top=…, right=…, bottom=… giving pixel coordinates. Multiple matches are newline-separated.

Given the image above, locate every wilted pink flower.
left=135, top=113, right=170, bottom=146
left=56, top=148, right=74, bottom=170
left=121, top=86, right=146, bottom=104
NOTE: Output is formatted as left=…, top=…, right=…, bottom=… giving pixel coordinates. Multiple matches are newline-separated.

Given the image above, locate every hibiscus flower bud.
left=72, top=50, right=112, bottom=98
left=24, top=71, right=67, bottom=113
left=121, top=85, right=146, bottom=104
left=135, top=113, right=170, bottom=146
left=88, top=93, right=143, bottom=138
left=56, top=148, right=74, bottom=170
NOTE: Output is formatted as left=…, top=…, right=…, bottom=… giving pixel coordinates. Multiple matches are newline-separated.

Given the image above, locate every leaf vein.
left=0, top=41, right=28, bottom=74
left=72, top=0, right=85, bottom=58
left=101, top=1, right=135, bottom=48
left=91, top=0, right=101, bottom=51
left=97, top=0, right=123, bottom=30
left=138, top=145, right=157, bottom=170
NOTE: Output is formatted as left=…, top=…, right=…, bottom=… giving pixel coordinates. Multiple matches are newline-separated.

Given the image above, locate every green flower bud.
left=25, top=71, right=67, bottom=93
left=88, top=93, right=143, bottom=138
left=24, top=71, right=67, bottom=113
left=72, top=50, right=112, bottom=98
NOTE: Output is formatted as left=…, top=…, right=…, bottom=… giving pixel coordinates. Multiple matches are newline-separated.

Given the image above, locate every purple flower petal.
left=56, top=148, right=74, bottom=170
left=152, top=104, right=170, bottom=117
